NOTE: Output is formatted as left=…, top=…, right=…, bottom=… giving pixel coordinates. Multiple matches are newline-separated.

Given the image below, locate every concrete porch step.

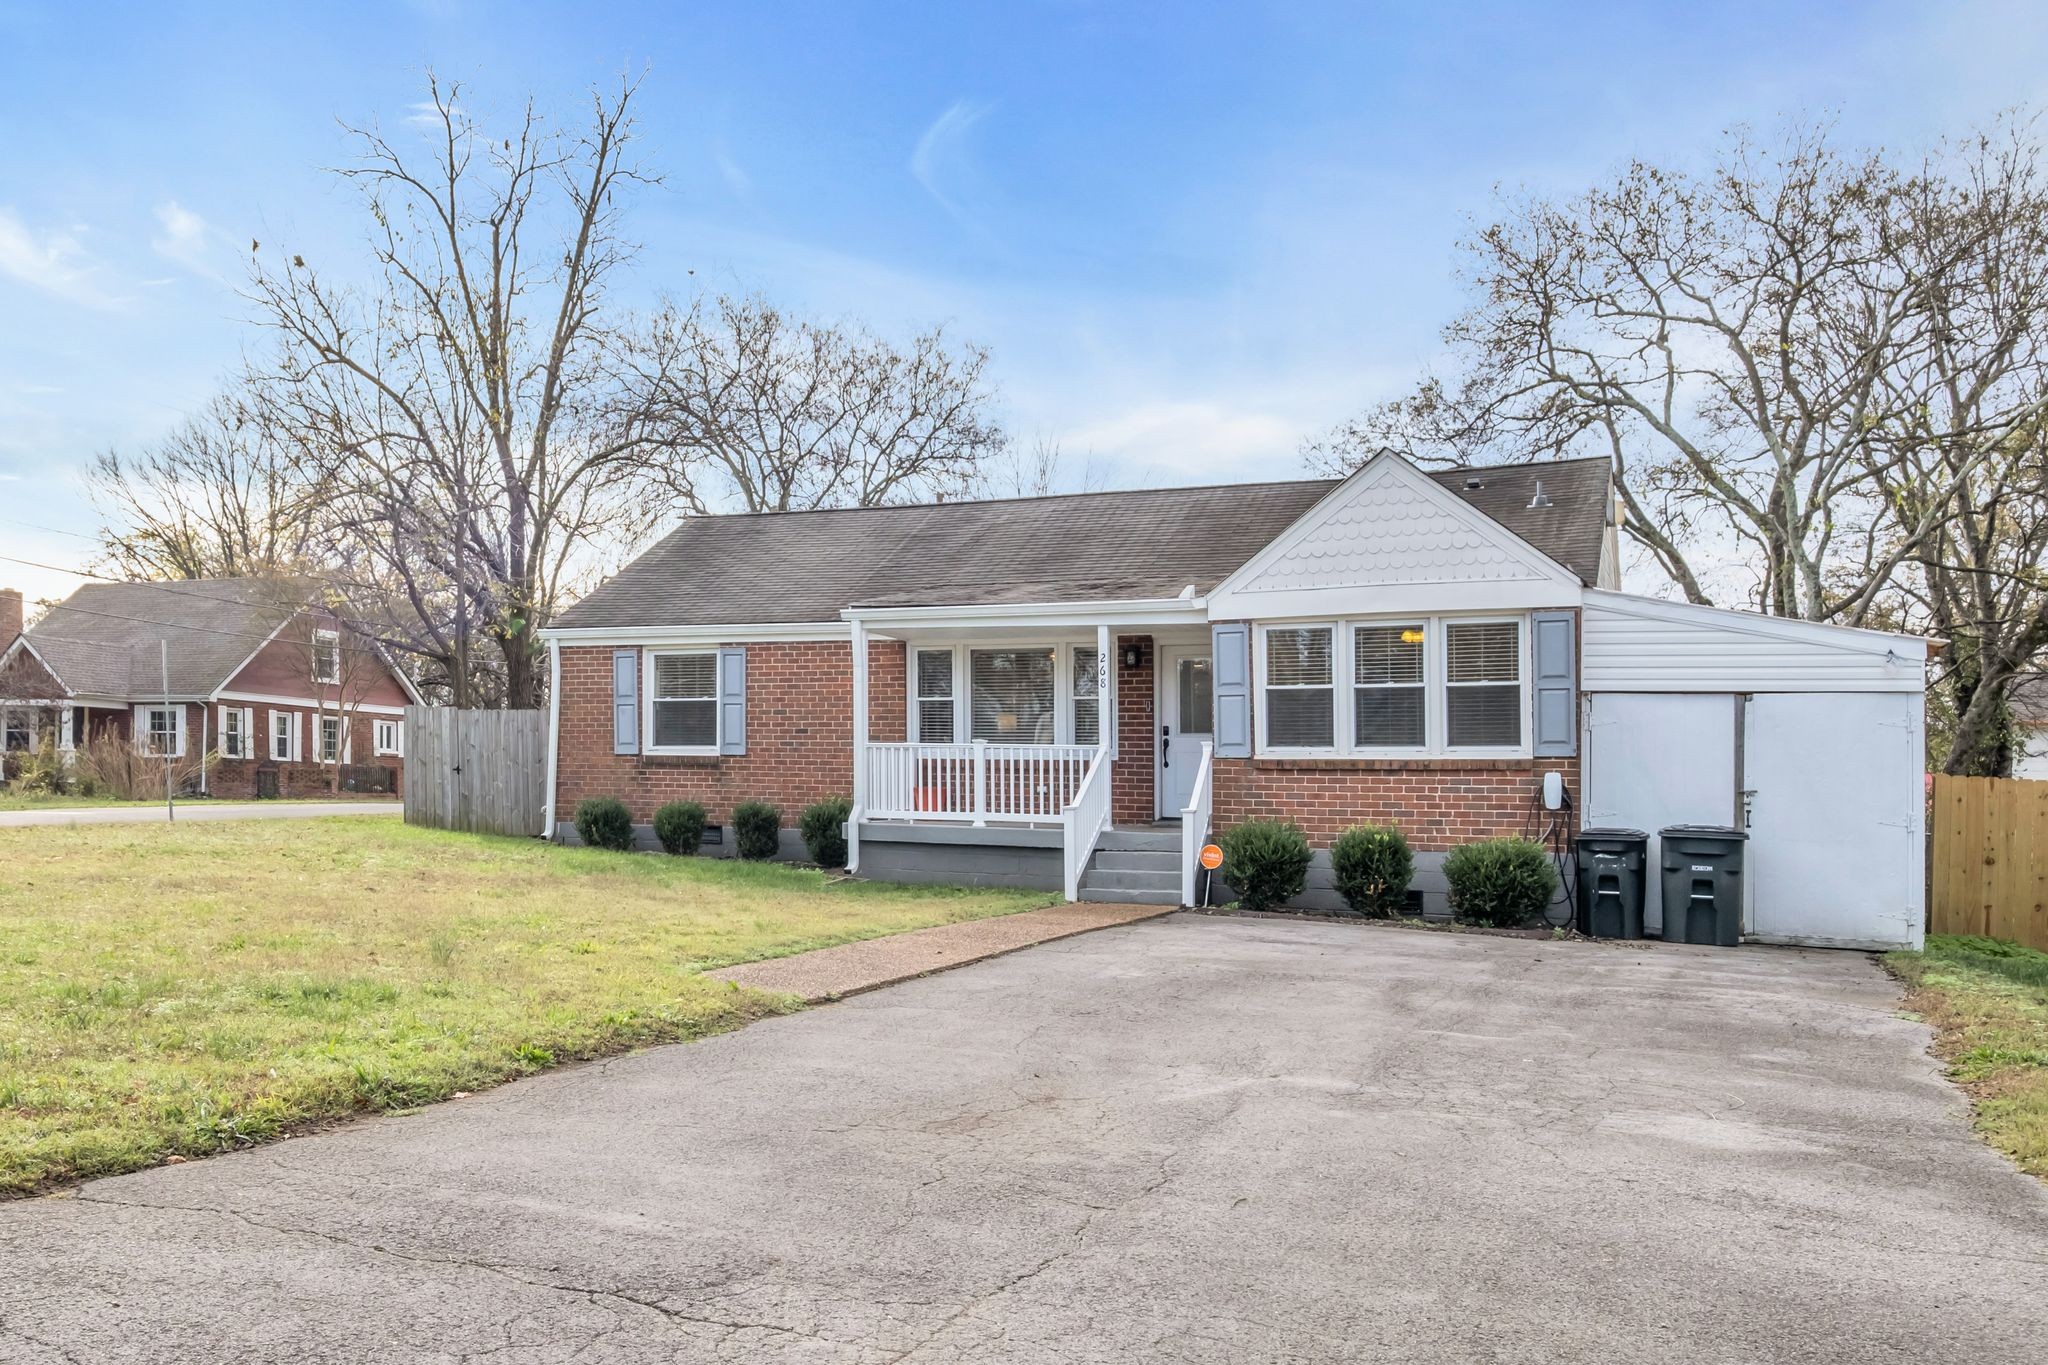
left=1076, top=887, right=1183, bottom=906
left=1090, top=849, right=1183, bottom=873
left=1080, top=867, right=1181, bottom=895
left=1096, top=827, right=1181, bottom=852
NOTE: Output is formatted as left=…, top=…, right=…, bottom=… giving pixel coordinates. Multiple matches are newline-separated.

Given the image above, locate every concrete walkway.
left=0, top=800, right=402, bottom=828
left=709, top=900, right=1175, bottom=1001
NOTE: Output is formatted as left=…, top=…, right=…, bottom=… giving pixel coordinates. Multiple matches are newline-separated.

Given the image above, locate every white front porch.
left=845, top=605, right=1216, bottom=904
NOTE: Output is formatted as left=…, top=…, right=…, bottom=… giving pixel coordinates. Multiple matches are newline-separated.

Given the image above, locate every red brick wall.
left=1211, top=755, right=1578, bottom=851
left=201, top=703, right=404, bottom=798
left=556, top=640, right=906, bottom=827
left=226, top=613, right=413, bottom=709
left=1111, top=634, right=1155, bottom=825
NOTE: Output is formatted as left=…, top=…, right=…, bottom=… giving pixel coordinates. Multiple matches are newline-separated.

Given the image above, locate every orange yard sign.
left=1199, top=843, right=1224, bottom=870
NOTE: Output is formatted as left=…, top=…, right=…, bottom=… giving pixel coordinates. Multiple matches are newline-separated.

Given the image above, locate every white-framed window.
left=1352, top=623, right=1427, bottom=750
left=914, top=648, right=955, bottom=743
left=373, top=718, right=403, bottom=756
left=1072, top=648, right=1101, bottom=746
left=218, top=705, right=255, bottom=759
left=646, top=651, right=718, bottom=752
left=1257, top=615, right=1530, bottom=758
left=1444, top=620, right=1523, bottom=749
left=907, top=643, right=1107, bottom=747
left=138, top=705, right=185, bottom=758
left=311, top=628, right=341, bottom=685
left=270, top=709, right=299, bottom=763
left=1263, top=625, right=1336, bottom=749
left=317, top=713, right=345, bottom=764
left=2, top=706, right=31, bottom=752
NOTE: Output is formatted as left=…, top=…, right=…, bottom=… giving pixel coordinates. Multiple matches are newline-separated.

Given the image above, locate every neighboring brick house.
left=540, top=449, right=1933, bottom=948
left=0, top=579, right=420, bottom=798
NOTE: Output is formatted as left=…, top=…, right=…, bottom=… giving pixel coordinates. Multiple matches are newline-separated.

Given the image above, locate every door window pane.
left=1177, top=658, right=1213, bottom=735
left=971, top=650, right=1056, bottom=743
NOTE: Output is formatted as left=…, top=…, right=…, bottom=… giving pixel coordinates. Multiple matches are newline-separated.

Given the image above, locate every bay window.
left=1259, top=616, right=1529, bottom=756
left=648, top=651, right=717, bottom=751
left=1264, top=626, right=1335, bottom=748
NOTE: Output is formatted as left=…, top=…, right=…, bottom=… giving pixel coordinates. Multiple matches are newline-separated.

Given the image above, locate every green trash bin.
left=1658, top=825, right=1747, bottom=947
left=1575, top=828, right=1647, bottom=939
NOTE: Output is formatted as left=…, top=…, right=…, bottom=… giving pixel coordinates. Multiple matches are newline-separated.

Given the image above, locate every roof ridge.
left=665, top=476, right=1347, bottom=523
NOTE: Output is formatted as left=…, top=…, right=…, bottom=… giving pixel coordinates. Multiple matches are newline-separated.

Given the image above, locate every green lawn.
left=0, top=821, right=1051, bottom=1195
left=1887, top=934, right=2048, bottom=1180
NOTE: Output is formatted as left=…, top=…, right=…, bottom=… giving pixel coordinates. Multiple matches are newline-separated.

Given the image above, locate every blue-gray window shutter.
left=1531, top=611, right=1576, bottom=757
left=612, top=649, right=639, bottom=755
left=1212, top=623, right=1252, bottom=758
left=717, top=647, right=747, bottom=756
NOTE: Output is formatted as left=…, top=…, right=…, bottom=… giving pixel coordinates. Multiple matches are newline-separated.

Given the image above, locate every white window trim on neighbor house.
left=311, top=628, right=342, bottom=685
left=374, top=718, right=403, bottom=756
left=217, top=704, right=256, bottom=759
left=1254, top=613, right=1532, bottom=760
left=269, top=708, right=302, bottom=763
left=906, top=641, right=1104, bottom=748
left=315, top=711, right=351, bottom=765
left=134, top=703, right=186, bottom=758
left=643, top=649, right=720, bottom=756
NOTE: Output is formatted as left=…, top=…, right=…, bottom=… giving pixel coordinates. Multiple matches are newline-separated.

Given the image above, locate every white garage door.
left=1583, top=694, right=1739, bottom=935
left=1582, top=692, right=1924, bottom=950
left=1744, top=693, right=1923, bottom=950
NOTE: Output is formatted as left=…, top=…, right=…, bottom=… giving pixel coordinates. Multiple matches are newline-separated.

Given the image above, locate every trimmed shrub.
left=732, top=800, right=783, bottom=861
left=574, top=796, right=635, bottom=852
left=1330, top=824, right=1415, bottom=918
left=1218, top=819, right=1313, bottom=912
left=799, top=796, right=854, bottom=869
left=1443, top=838, right=1557, bottom=927
left=652, top=800, right=707, bottom=856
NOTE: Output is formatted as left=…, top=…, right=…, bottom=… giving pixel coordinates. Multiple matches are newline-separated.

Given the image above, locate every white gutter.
left=537, top=621, right=851, bottom=644
left=540, top=637, right=562, bottom=839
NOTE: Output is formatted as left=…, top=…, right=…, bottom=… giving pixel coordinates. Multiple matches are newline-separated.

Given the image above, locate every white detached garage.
left=1578, top=590, right=1929, bottom=951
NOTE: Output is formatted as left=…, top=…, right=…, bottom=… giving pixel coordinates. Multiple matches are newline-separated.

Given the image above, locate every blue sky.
left=3, top=0, right=2047, bottom=604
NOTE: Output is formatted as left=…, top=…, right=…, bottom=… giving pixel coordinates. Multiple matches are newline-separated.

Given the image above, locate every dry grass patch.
left=0, top=820, right=1050, bottom=1195
left=1886, top=934, right=2048, bottom=1180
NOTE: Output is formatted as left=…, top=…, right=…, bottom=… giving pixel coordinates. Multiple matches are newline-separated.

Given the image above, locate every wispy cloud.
left=709, top=133, right=753, bottom=198
left=0, top=208, right=128, bottom=309
left=149, top=199, right=228, bottom=283
left=910, top=99, right=995, bottom=239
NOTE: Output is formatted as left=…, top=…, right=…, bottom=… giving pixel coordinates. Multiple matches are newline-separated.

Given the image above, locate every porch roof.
left=551, top=457, right=1612, bottom=632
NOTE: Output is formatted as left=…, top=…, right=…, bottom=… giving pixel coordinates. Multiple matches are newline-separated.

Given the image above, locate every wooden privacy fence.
left=1929, top=773, right=2048, bottom=951
left=403, top=707, right=547, bottom=838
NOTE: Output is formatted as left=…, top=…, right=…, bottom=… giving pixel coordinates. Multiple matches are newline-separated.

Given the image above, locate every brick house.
left=541, top=450, right=1933, bottom=949
left=0, top=579, right=419, bottom=798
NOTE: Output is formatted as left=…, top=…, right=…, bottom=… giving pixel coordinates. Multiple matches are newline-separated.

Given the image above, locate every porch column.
left=849, top=616, right=868, bottom=809
left=58, top=705, right=74, bottom=755
left=1098, top=623, right=1114, bottom=753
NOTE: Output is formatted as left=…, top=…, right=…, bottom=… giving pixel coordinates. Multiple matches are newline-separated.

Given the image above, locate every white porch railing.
left=1181, top=740, right=1214, bottom=908
left=1062, top=749, right=1114, bottom=901
left=863, top=741, right=1100, bottom=824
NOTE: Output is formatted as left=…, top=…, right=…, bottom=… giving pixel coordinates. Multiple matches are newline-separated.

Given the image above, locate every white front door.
left=1157, top=644, right=1213, bottom=818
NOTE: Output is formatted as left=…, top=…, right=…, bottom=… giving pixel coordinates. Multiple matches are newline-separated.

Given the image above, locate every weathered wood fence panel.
left=1929, top=774, right=2048, bottom=951
left=403, top=707, right=547, bottom=837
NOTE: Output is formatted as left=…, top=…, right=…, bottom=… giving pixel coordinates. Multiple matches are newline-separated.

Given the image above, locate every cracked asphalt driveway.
left=4, top=915, right=2046, bottom=1363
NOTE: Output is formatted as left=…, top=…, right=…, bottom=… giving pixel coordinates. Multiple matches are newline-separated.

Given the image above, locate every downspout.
left=848, top=615, right=867, bottom=874
left=540, top=638, right=561, bottom=840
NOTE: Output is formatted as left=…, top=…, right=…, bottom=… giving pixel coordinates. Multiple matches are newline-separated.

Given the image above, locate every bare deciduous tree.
left=633, top=292, right=1008, bottom=513
left=981, top=434, right=1110, bottom=499
left=1310, top=117, right=2048, bottom=773
left=245, top=73, right=667, bottom=708
left=87, top=394, right=326, bottom=581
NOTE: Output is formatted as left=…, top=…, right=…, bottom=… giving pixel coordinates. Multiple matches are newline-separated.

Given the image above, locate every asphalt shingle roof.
left=19, top=579, right=296, bottom=698
left=553, top=456, right=1614, bottom=630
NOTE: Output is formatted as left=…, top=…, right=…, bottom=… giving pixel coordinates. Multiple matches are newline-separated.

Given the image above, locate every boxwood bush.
left=1443, top=837, right=1557, bottom=927
left=1330, top=824, right=1414, bottom=918
left=652, top=800, right=707, bottom=856
left=1219, top=819, right=1312, bottom=912
left=799, top=796, right=854, bottom=869
left=732, top=800, right=783, bottom=861
left=574, top=796, right=635, bottom=853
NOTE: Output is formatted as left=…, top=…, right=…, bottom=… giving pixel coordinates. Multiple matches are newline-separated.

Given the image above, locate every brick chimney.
left=0, top=588, right=21, bottom=655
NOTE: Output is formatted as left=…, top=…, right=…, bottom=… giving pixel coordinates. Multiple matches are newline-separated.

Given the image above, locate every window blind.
left=970, top=650, right=1056, bottom=743
left=916, top=648, right=955, bottom=742
left=1354, top=624, right=1425, bottom=746
left=1264, top=627, right=1334, bottom=747
left=652, top=652, right=717, bottom=748
left=1446, top=621, right=1521, bottom=747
